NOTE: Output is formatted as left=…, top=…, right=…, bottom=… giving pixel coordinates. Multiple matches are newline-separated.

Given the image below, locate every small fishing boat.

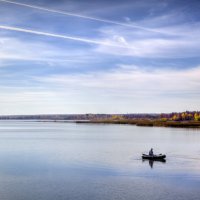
left=142, top=153, right=166, bottom=160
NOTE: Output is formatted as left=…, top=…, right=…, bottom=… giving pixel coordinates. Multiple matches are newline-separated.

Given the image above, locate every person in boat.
left=149, top=148, right=154, bottom=156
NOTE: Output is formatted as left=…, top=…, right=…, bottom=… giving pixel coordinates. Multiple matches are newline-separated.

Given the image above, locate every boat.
left=142, top=153, right=166, bottom=160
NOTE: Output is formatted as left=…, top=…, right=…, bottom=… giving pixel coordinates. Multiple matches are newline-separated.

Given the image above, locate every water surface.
left=0, top=121, right=200, bottom=200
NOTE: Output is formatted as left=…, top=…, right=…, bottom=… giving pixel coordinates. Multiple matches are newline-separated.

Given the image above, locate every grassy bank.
left=76, top=119, right=200, bottom=128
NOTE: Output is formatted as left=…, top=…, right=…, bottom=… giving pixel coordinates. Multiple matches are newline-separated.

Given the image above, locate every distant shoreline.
left=75, top=119, right=200, bottom=128
left=0, top=118, right=200, bottom=128
left=0, top=112, right=200, bottom=128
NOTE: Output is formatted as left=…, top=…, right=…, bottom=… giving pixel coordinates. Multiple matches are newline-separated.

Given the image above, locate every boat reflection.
left=142, top=159, right=166, bottom=169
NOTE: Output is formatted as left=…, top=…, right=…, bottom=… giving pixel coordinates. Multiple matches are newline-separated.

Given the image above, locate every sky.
left=0, top=0, right=200, bottom=114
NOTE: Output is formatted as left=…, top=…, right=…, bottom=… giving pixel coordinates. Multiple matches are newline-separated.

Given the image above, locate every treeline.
left=0, top=113, right=159, bottom=120
left=0, top=112, right=199, bottom=121
left=0, top=114, right=110, bottom=120
left=160, top=111, right=200, bottom=121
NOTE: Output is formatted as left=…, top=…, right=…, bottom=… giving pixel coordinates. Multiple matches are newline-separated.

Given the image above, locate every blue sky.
left=0, top=0, right=200, bottom=114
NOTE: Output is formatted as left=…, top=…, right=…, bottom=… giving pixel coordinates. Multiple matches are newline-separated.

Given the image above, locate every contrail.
left=0, top=0, right=164, bottom=34
left=0, top=25, right=131, bottom=48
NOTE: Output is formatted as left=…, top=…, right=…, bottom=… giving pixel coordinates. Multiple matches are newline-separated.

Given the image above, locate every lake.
left=0, top=120, right=200, bottom=200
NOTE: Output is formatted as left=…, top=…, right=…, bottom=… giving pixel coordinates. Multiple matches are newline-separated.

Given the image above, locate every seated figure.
left=149, top=148, right=154, bottom=156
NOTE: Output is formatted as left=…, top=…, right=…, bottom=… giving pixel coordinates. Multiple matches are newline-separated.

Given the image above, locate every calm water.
left=0, top=121, right=200, bottom=200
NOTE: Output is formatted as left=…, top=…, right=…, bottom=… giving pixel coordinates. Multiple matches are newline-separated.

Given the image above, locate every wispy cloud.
left=95, top=21, right=200, bottom=58
left=35, top=65, right=200, bottom=94
left=0, top=0, right=199, bottom=114
left=1, top=65, right=200, bottom=114
left=0, top=36, right=98, bottom=65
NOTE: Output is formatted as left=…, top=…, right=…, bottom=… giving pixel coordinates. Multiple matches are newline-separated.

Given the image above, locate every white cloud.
left=124, top=17, right=131, bottom=22
left=96, top=20, right=200, bottom=58
left=35, top=65, right=200, bottom=94
left=0, top=0, right=199, bottom=114
left=10, top=65, right=197, bottom=113
left=0, top=64, right=199, bottom=114
left=0, top=35, right=101, bottom=66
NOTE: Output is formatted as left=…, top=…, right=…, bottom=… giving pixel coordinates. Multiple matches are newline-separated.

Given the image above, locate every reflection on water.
left=142, top=159, right=166, bottom=169
left=0, top=121, right=200, bottom=200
